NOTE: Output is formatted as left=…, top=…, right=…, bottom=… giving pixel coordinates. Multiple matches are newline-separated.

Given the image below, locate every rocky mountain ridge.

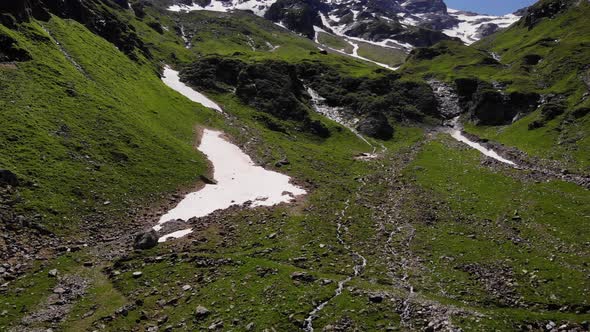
left=165, top=0, right=521, bottom=48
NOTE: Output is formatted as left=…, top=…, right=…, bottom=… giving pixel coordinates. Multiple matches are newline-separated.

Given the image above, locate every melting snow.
left=159, top=228, right=193, bottom=243
left=162, top=66, right=223, bottom=113
left=447, top=117, right=516, bottom=166
left=156, top=129, right=307, bottom=231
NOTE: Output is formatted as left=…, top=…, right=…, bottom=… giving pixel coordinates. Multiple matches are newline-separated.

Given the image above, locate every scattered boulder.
left=132, top=271, right=143, bottom=279
left=523, top=54, right=543, bottom=66
left=200, top=174, right=218, bottom=185
left=275, top=158, right=290, bottom=167
left=195, top=305, right=210, bottom=319
left=368, top=293, right=384, bottom=303
left=356, top=112, right=394, bottom=140
left=0, top=170, right=18, bottom=186
left=133, top=229, right=158, bottom=250
left=291, top=271, right=315, bottom=282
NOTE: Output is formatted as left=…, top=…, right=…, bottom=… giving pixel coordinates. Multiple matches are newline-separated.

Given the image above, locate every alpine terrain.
left=0, top=0, right=589, bottom=331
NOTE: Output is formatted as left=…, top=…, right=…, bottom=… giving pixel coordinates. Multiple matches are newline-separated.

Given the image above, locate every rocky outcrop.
left=522, top=0, right=577, bottom=29
left=454, top=78, right=539, bottom=125
left=265, top=0, right=327, bottom=39
left=0, top=34, right=32, bottom=62
left=182, top=57, right=331, bottom=137
left=475, top=23, right=500, bottom=39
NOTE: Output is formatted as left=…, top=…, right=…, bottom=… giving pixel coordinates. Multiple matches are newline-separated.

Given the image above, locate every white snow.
left=444, top=9, right=520, bottom=45
left=158, top=229, right=194, bottom=243
left=168, top=0, right=276, bottom=16
left=161, top=66, right=223, bottom=113
left=155, top=129, right=307, bottom=231
left=447, top=117, right=516, bottom=166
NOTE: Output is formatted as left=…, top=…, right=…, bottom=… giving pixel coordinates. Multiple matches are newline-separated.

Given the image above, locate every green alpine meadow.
left=0, top=0, right=588, bottom=330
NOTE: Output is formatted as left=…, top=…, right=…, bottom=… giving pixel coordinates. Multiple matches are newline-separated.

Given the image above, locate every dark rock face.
left=235, top=61, right=309, bottom=121
left=0, top=34, right=32, bottom=62
left=469, top=89, right=512, bottom=125
left=134, top=229, right=158, bottom=250
left=265, top=0, right=327, bottom=39
left=0, top=0, right=33, bottom=25
left=454, top=79, right=539, bottom=125
left=522, top=0, right=576, bottom=29
left=523, top=54, right=543, bottom=66
left=475, top=23, right=499, bottom=39
left=356, top=112, right=394, bottom=140
left=182, top=57, right=331, bottom=137
left=403, top=0, right=447, bottom=14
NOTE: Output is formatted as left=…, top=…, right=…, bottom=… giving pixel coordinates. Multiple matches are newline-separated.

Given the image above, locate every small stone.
left=132, top=271, right=143, bottom=279
left=48, top=269, right=58, bottom=277
left=245, top=322, right=255, bottom=331
left=53, top=287, right=66, bottom=294
left=195, top=305, right=210, bottom=319
left=369, top=293, right=384, bottom=303
left=182, top=285, right=192, bottom=291
left=103, top=201, right=111, bottom=205
left=267, top=233, right=277, bottom=239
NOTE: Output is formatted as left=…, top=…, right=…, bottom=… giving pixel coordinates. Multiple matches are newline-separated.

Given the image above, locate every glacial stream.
left=157, top=66, right=306, bottom=242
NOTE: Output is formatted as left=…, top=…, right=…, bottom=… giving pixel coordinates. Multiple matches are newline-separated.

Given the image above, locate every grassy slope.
left=407, top=135, right=590, bottom=330
left=401, top=0, right=590, bottom=171
left=0, top=16, right=220, bottom=234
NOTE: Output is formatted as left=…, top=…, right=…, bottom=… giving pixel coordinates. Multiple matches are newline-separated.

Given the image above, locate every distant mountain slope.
left=160, top=0, right=521, bottom=61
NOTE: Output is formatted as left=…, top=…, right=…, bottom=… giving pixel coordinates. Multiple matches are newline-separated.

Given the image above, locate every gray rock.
left=132, top=271, right=143, bottom=279
left=291, top=271, right=315, bottom=282
left=134, top=229, right=158, bottom=250
left=48, top=269, right=58, bottom=277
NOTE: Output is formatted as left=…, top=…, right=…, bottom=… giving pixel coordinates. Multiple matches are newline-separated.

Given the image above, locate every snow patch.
left=444, top=9, right=520, bottom=45
left=168, top=0, right=276, bottom=16
left=162, top=66, right=223, bottom=113
left=155, top=130, right=307, bottom=232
